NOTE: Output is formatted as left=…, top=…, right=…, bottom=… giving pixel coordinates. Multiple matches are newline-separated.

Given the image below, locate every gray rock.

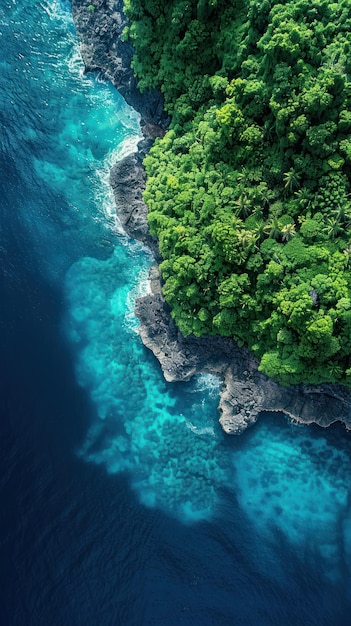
left=71, top=0, right=169, bottom=134
left=135, top=268, right=351, bottom=434
left=109, top=148, right=160, bottom=255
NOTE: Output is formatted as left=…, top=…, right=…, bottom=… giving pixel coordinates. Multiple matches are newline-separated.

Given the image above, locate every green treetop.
left=125, top=0, right=351, bottom=387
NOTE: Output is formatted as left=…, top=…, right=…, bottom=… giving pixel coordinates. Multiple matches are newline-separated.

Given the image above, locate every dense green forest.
left=124, top=0, right=351, bottom=386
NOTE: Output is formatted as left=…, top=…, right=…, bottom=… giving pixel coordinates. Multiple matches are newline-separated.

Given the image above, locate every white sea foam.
left=193, top=373, right=222, bottom=397
left=66, top=45, right=87, bottom=79
left=124, top=266, right=152, bottom=334
left=185, top=421, right=215, bottom=436
left=94, top=134, right=141, bottom=234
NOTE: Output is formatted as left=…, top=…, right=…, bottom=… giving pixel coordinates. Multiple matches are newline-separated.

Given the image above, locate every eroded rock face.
left=135, top=277, right=231, bottom=383
left=71, top=0, right=351, bottom=435
left=219, top=368, right=351, bottom=434
left=71, top=0, right=169, bottom=133
left=109, top=139, right=160, bottom=255
left=135, top=267, right=351, bottom=434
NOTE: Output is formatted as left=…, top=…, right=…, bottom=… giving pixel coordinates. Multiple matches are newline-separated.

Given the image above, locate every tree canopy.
left=124, top=0, right=351, bottom=386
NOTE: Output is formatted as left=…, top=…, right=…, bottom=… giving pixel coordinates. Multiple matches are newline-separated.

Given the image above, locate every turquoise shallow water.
left=65, top=248, right=227, bottom=520
left=2, top=0, right=351, bottom=622
left=233, top=419, right=351, bottom=584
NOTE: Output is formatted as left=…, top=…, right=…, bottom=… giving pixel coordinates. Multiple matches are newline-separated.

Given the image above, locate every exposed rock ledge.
left=134, top=267, right=351, bottom=434
left=71, top=0, right=169, bottom=135
left=71, top=0, right=351, bottom=434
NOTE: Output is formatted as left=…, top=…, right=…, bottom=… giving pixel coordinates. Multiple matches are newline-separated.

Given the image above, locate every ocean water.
left=1, top=0, right=351, bottom=623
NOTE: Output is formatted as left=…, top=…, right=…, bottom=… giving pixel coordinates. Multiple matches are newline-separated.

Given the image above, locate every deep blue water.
left=2, top=1, right=351, bottom=624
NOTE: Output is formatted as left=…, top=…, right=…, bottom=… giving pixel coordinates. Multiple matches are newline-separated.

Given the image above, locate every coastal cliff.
left=71, top=0, right=351, bottom=434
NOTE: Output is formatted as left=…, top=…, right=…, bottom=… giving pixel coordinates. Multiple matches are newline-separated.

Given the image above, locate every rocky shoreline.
left=71, top=0, right=351, bottom=434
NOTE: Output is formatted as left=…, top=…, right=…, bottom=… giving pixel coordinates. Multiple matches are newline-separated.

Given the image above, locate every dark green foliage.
left=125, top=0, right=351, bottom=386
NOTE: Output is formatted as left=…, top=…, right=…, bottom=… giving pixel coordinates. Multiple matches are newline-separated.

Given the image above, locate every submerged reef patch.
left=65, top=247, right=228, bottom=522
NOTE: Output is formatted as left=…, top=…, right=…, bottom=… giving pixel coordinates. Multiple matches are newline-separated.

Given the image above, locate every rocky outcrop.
left=71, top=0, right=169, bottom=134
left=135, top=266, right=351, bottom=434
left=219, top=368, right=351, bottom=434
left=109, top=138, right=160, bottom=255
left=71, top=0, right=351, bottom=435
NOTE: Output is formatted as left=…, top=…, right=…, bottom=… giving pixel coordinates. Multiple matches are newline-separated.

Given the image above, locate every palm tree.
left=236, top=229, right=258, bottom=250
left=281, top=223, right=296, bottom=242
left=237, top=168, right=249, bottom=185
left=252, top=219, right=266, bottom=241
left=326, top=363, right=343, bottom=380
left=233, top=246, right=249, bottom=265
left=295, top=187, right=313, bottom=211
left=323, top=217, right=344, bottom=240
left=283, top=168, right=300, bottom=193
left=234, top=192, right=252, bottom=219
left=263, top=213, right=282, bottom=239
left=332, top=202, right=351, bottom=226
left=256, top=182, right=275, bottom=208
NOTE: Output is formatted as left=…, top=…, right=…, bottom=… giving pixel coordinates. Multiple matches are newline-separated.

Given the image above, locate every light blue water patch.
left=2, top=0, right=230, bottom=523
left=33, top=66, right=140, bottom=220
left=231, top=418, right=351, bottom=582
left=0, top=0, right=140, bottom=281
left=64, top=247, right=228, bottom=522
